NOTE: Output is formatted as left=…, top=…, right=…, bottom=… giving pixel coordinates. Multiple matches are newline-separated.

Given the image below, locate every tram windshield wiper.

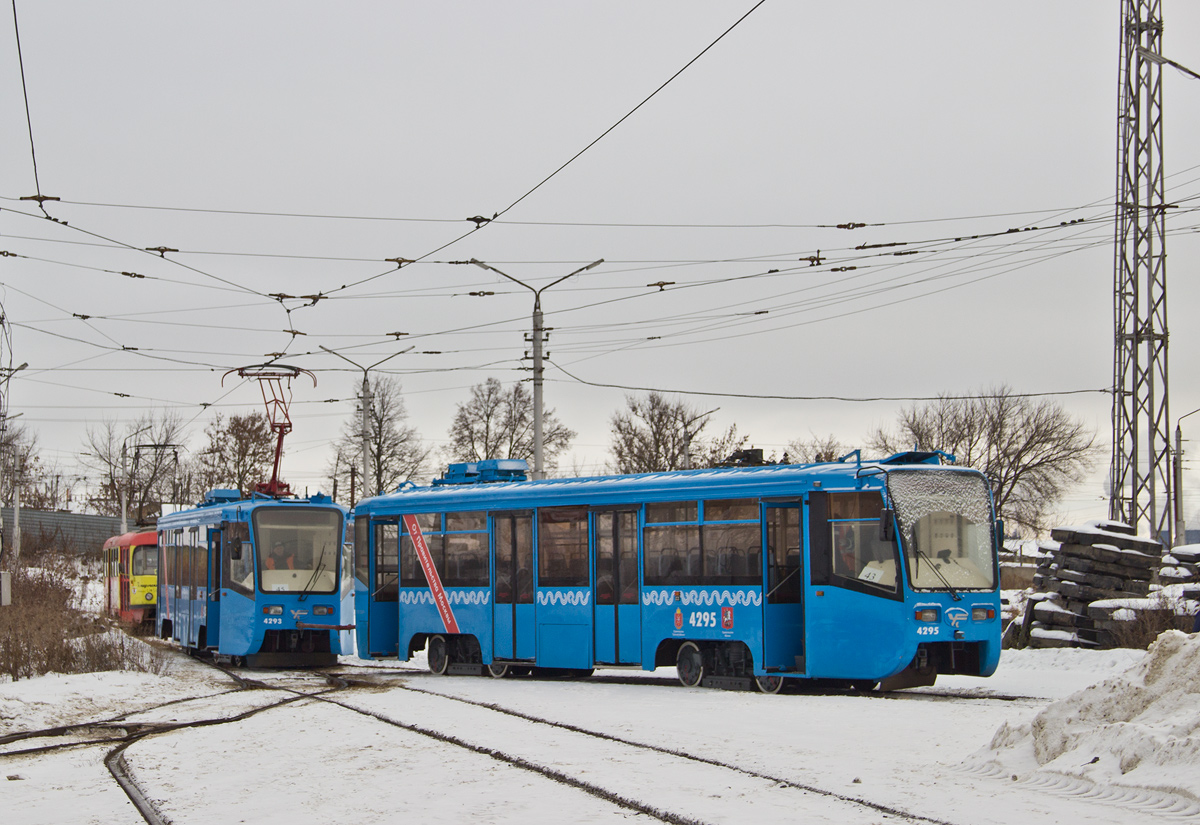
left=916, top=549, right=962, bottom=601
left=298, top=543, right=329, bottom=601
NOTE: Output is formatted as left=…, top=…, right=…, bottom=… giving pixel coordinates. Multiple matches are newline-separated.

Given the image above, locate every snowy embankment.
left=981, top=630, right=1200, bottom=800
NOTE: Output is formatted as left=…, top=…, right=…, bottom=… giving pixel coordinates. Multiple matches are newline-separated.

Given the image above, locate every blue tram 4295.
left=156, top=489, right=354, bottom=667
left=352, top=453, right=1003, bottom=692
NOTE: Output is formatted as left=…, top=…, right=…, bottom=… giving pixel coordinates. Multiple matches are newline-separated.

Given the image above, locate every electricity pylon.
left=1109, top=0, right=1172, bottom=542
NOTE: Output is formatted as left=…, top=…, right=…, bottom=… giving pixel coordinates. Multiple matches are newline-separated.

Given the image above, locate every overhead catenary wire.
left=547, top=360, right=1110, bottom=404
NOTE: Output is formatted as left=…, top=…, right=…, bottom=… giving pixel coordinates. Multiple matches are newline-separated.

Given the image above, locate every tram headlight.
left=313, top=605, right=333, bottom=616
left=263, top=605, right=283, bottom=616
left=971, top=607, right=995, bottom=621
left=914, top=608, right=939, bottom=622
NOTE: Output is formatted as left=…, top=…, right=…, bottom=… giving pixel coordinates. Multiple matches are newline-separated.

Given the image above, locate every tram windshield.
left=887, top=470, right=995, bottom=591
left=254, top=507, right=343, bottom=594
left=131, top=546, right=158, bottom=576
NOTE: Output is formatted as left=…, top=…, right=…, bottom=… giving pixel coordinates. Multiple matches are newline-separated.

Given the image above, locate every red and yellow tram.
left=103, top=530, right=158, bottom=625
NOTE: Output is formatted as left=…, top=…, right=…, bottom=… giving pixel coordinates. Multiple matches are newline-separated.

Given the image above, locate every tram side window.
left=644, top=501, right=697, bottom=586
left=702, top=500, right=761, bottom=586
left=766, top=508, right=803, bottom=604
left=538, top=507, right=589, bottom=587
left=494, top=514, right=534, bottom=604
left=442, top=512, right=488, bottom=588
left=376, top=523, right=401, bottom=601
left=223, top=522, right=253, bottom=595
left=354, top=516, right=369, bottom=587
left=172, top=529, right=184, bottom=598
left=827, top=491, right=898, bottom=594
left=644, top=500, right=762, bottom=587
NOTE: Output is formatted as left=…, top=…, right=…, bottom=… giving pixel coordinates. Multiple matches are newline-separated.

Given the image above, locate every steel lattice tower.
left=1110, top=0, right=1172, bottom=541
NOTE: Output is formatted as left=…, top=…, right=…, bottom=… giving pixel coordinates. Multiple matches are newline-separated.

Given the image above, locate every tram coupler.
left=878, top=646, right=937, bottom=691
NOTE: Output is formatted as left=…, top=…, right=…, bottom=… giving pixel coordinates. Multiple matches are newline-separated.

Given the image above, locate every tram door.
left=492, top=513, right=535, bottom=661
left=763, top=504, right=805, bottom=673
left=207, top=529, right=221, bottom=649
left=593, top=510, right=641, bottom=665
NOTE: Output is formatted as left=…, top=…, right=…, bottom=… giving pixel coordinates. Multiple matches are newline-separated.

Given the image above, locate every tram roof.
left=356, top=457, right=981, bottom=515
left=156, top=493, right=346, bottom=531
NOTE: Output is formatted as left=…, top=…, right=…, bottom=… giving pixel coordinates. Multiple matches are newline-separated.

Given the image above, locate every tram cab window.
left=254, top=508, right=342, bottom=595
left=132, top=547, right=158, bottom=577
left=223, top=522, right=253, bottom=595
left=823, top=491, right=898, bottom=595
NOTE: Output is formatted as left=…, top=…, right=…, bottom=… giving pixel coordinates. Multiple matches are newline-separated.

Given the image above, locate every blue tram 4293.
left=156, top=489, right=354, bottom=667
left=352, top=453, right=1003, bottom=692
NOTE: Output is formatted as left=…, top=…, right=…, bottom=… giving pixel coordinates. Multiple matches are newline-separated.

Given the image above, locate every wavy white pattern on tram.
left=536, top=590, right=591, bottom=607
left=641, top=589, right=763, bottom=607
left=399, top=589, right=490, bottom=606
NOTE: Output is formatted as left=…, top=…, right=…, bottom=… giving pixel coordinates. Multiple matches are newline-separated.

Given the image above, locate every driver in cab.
left=266, top=541, right=295, bottom=570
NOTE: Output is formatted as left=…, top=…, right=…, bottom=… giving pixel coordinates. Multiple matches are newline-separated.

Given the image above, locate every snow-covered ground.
left=2, top=638, right=1197, bottom=825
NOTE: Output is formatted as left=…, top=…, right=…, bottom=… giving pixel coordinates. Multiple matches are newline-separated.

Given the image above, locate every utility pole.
left=1110, top=0, right=1171, bottom=541
left=470, top=258, right=604, bottom=479
left=320, top=345, right=411, bottom=502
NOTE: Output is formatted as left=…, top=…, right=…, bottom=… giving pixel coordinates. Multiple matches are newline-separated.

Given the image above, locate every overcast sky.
left=2, top=2, right=1200, bottom=528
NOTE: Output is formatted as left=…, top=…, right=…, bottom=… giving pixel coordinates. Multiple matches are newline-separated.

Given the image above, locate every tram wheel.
left=676, top=641, right=704, bottom=688
left=755, top=674, right=785, bottom=694
left=487, top=662, right=510, bottom=679
left=428, top=635, right=450, bottom=676
left=230, top=655, right=244, bottom=668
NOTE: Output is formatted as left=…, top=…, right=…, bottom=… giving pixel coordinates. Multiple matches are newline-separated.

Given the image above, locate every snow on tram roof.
left=357, top=455, right=983, bottom=513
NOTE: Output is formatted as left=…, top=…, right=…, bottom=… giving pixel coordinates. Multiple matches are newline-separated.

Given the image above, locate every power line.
left=10, top=0, right=44, bottom=205
left=549, top=361, right=1110, bottom=403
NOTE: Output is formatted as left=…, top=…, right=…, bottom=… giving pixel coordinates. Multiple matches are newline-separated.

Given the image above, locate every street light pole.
left=320, top=345, right=412, bottom=502
left=470, top=258, right=604, bottom=480
left=1174, top=407, right=1200, bottom=546
left=681, top=408, right=719, bottom=470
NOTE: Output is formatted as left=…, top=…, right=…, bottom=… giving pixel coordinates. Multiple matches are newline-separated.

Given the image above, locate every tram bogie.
left=155, top=489, right=353, bottom=668
left=352, top=454, right=1003, bottom=691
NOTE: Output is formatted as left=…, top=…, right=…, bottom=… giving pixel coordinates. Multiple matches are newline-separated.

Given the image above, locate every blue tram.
left=352, top=453, right=1002, bottom=692
left=156, top=489, right=354, bottom=667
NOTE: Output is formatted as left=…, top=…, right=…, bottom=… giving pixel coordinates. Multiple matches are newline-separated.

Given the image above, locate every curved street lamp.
left=470, top=258, right=604, bottom=479
left=1173, top=407, right=1200, bottom=546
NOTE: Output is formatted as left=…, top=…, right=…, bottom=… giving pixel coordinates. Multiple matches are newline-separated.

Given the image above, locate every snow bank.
left=983, top=630, right=1200, bottom=798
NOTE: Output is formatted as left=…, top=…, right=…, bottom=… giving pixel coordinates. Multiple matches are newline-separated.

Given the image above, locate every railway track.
left=4, top=654, right=1191, bottom=824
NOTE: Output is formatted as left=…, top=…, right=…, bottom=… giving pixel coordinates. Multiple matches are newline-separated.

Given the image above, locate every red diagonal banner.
left=402, top=514, right=460, bottom=634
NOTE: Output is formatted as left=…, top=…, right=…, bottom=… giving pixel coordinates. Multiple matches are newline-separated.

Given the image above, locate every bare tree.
left=196, top=412, right=275, bottom=496
left=868, top=385, right=1100, bottom=535
left=699, top=423, right=750, bottom=468
left=609, top=393, right=745, bottom=473
left=334, top=374, right=430, bottom=499
left=81, top=412, right=187, bottom=520
left=447, top=377, right=575, bottom=469
left=787, top=434, right=845, bottom=464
